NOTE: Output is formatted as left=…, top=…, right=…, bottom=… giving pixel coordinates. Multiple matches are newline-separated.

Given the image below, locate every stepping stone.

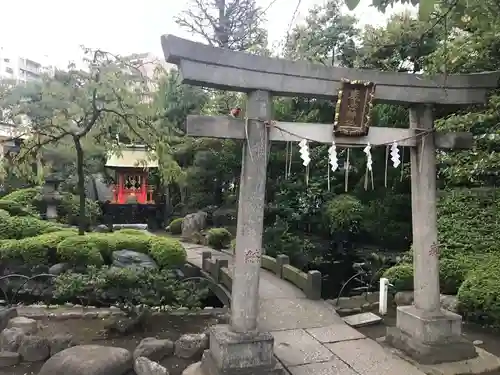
left=342, top=312, right=382, bottom=328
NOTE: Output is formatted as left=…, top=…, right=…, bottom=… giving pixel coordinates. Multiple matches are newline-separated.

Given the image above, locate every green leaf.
left=419, top=0, right=435, bottom=20
left=345, top=0, right=361, bottom=11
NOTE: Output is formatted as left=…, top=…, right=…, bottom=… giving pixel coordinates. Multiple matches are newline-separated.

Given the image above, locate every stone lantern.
left=42, top=173, right=63, bottom=221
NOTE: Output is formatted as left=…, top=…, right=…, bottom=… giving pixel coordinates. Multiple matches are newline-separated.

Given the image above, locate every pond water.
left=356, top=306, right=500, bottom=374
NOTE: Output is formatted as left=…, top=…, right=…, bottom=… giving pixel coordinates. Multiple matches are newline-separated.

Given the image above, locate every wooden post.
left=411, top=105, right=440, bottom=312
left=230, top=90, right=271, bottom=334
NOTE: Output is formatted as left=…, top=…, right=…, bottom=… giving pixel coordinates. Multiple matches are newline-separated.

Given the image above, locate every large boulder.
left=133, top=337, right=174, bottom=361
left=38, top=345, right=133, bottom=375
left=18, top=335, right=50, bottom=362
left=112, top=250, right=158, bottom=271
left=181, top=211, right=208, bottom=239
left=7, top=316, right=38, bottom=335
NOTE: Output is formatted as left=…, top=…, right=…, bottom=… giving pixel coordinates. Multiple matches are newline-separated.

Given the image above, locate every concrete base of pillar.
left=386, top=305, right=477, bottom=364
left=199, top=324, right=285, bottom=375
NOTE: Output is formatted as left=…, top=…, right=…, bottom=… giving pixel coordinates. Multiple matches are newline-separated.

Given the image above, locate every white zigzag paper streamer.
left=363, top=142, right=373, bottom=171
left=299, top=139, right=310, bottom=167
left=328, top=141, right=338, bottom=171
left=390, top=141, right=400, bottom=168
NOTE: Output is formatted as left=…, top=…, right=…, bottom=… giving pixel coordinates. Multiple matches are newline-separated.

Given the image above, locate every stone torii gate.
left=162, top=35, right=499, bottom=374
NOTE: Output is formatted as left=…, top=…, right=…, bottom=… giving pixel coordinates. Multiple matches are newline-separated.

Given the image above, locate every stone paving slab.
left=272, top=329, right=334, bottom=367
left=327, top=339, right=426, bottom=375
left=306, top=324, right=365, bottom=344
left=343, top=312, right=383, bottom=327
left=288, top=360, right=358, bottom=375
left=259, top=299, right=342, bottom=331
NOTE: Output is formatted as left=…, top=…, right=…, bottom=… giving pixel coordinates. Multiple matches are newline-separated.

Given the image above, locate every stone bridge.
left=181, top=242, right=426, bottom=375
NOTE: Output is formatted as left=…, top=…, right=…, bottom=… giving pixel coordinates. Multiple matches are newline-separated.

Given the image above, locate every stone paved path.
left=183, top=243, right=426, bottom=375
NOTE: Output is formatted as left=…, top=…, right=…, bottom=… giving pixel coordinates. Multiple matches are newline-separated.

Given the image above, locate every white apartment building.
left=0, top=47, right=54, bottom=83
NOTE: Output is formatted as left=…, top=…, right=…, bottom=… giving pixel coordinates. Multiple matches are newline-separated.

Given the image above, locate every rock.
left=0, top=307, right=17, bottom=331
left=7, top=316, right=38, bottom=334
left=394, top=291, right=414, bottom=306
left=134, top=356, right=168, bottom=375
left=440, top=294, right=458, bottom=313
left=18, top=335, right=50, bottom=362
left=0, top=327, right=25, bottom=351
left=174, top=333, right=208, bottom=359
left=181, top=212, right=208, bottom=239
left=0, top=351, right=20, bottom=368
left=38, top=345, right=133, bottom=375
left=182, top=362, right=201, bottom=375
left=49, top=334, right=76, bottom=356
left=133, top=337, right=174, bottom=361
left=49, top=263, right=71, bottom=275
left=112, top=250, right=158, bottom=271
left=473, top=339, right=483, bottom=346
left=94, top=224, right=111, bottom=233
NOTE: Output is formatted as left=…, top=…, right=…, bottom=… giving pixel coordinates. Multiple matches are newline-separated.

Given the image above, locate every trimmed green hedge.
left=207, top=227, right=232, bottom=250
left=57, top=236, right=104, bottom=267
left=383, top=264, right=413, bottom=291
left=0, top=215, right=64, bottom=240
left=149, top=237, right=187, bottom=268
left=168, top=218, right=183, bottom=235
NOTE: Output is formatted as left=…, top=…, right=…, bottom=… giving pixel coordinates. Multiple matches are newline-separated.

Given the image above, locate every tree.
left=175, top=0, right=268, bottom=52
left=1, top=49, right=158, bottom=234
left=284, top=0, right=359, bottom=67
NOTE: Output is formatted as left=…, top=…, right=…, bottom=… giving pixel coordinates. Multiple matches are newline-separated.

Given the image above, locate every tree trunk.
left=74, top=136, right=86, bottom=235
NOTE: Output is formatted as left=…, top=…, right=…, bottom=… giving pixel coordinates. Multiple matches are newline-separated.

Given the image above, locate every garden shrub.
left=0, top=215, right=63, bottom=240
left=54, top=266, right=205, bottom=310
left=0, top=200, right=35, bottom=216
left=2, top=187, right=40, bottom=207
left=168, top=218, right=183, bottom=235
left=207, top=227, right=232, bottom=249
left=57, top=236, right=104, bottom=266
left=457, top=260, right=500, bottom=327
left=383, top=264, right=413, bottom=291
left=437, top=189, right=500, bottom=258
left=324, top=194, right=364, bottom=237
left=0, top=229, right=78, bottom=265
left=149, top=237, right=187, bottom=268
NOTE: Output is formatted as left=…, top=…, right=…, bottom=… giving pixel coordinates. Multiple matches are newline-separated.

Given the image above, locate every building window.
left=5, top=67, right=13, bottom=74
left=3, top=58, right=10, bottom=63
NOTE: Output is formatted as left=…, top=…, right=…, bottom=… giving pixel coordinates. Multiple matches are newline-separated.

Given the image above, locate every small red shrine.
left=105, top=145, right=158, bottom=205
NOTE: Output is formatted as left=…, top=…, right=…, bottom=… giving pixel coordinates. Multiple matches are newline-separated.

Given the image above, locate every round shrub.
left=324, top=195, right=364, bottom=236
left=168, top=218, right=183, bottom=235
left=457, top=262, right=500, bottom=327
left=207, top=228, right=232, bottom=250
left=149, top=237, right=187, bottom=268
left=112, top=234, right=151, bottom=253
left=383, top=264, right=413, bottom=291
left=57, top=236, right=104, bottom=266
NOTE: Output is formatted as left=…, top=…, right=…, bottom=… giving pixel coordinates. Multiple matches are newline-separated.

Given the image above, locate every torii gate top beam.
left=161, top=35, right=500, bottom=105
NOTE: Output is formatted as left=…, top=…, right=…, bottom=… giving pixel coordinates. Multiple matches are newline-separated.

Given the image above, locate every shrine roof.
left=105, top=148, right=158, bottom=169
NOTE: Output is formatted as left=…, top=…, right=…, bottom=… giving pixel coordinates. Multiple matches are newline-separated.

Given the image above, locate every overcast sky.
left=0, top=0, right=412, bottom=67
